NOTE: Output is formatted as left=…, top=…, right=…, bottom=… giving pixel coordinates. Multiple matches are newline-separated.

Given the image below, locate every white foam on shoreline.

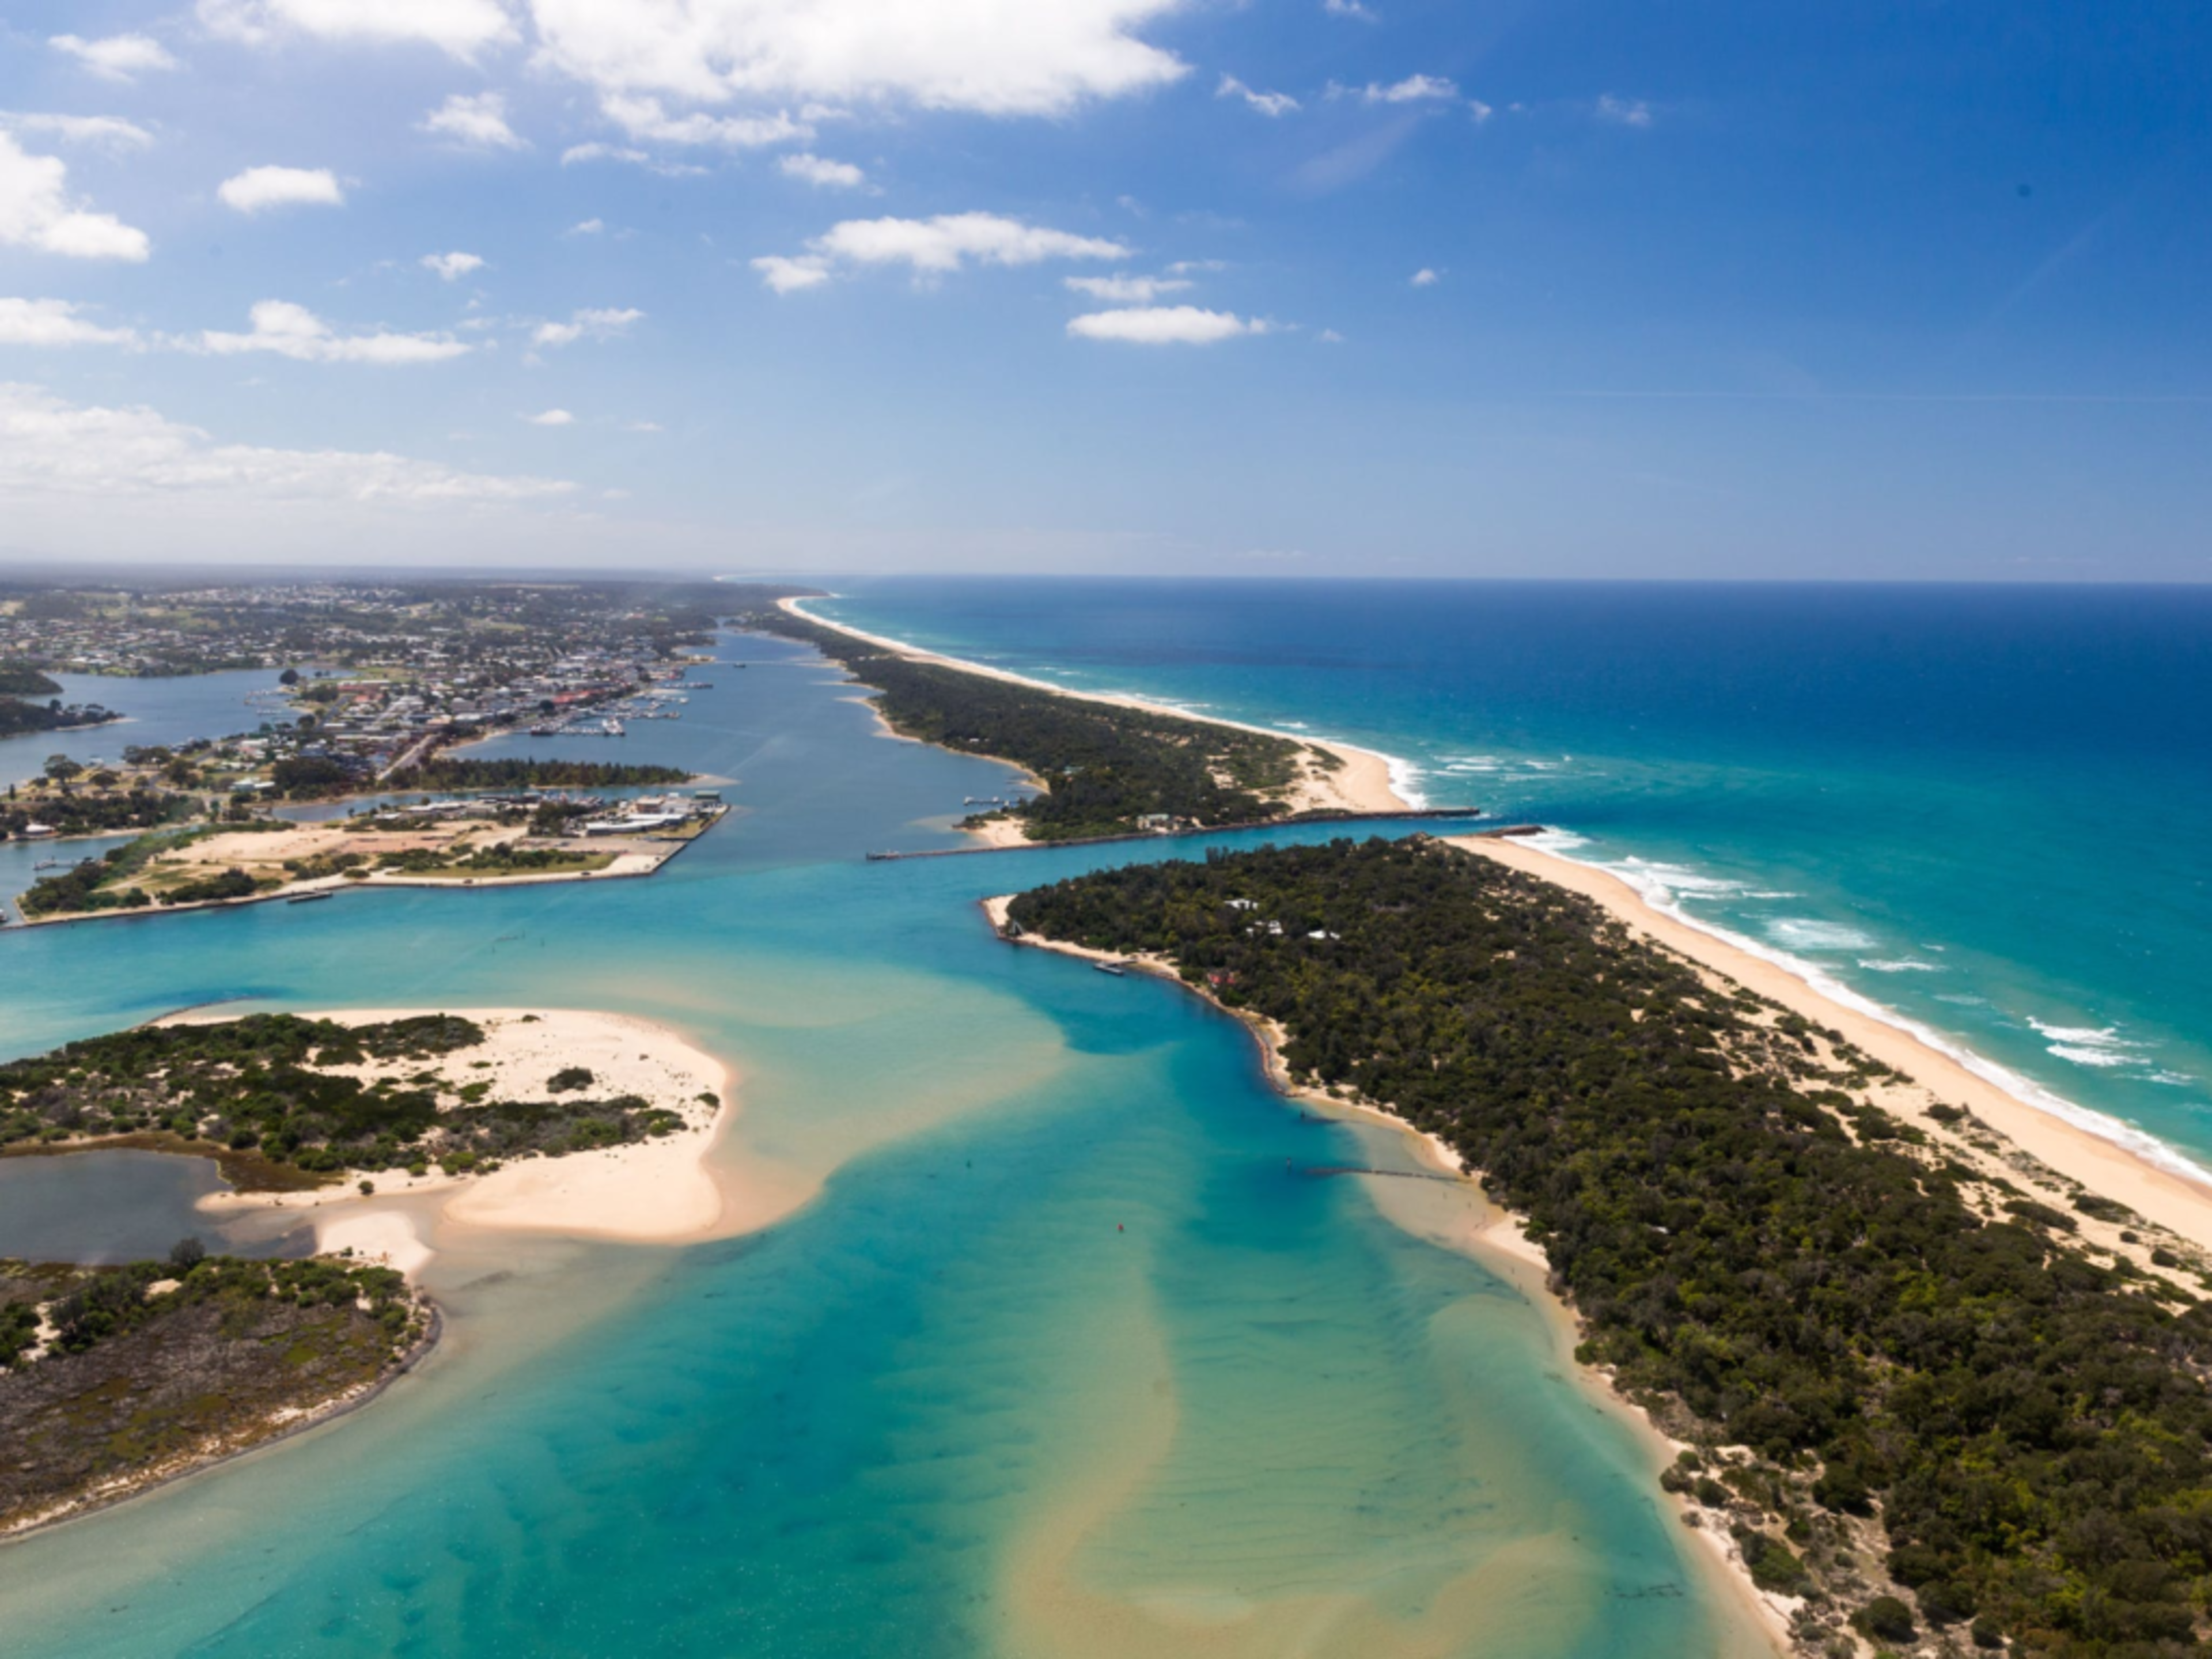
left=1519, top=836, right=2212, bottom=1188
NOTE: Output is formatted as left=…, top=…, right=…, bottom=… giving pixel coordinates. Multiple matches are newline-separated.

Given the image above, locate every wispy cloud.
left=755, top=212, right=1127, bottom=290
left=1594, top=93, right=1654, bottom=128
left=1217, top=74, right=1298, bottom=118
left=523, top=408, right=575, bottom=426
left=419, top=92, right=528, bottom=151
left=0, top=297, right=141, bottom=348
left=531, top=306, right=643, bottom=348
left=1, top=112, right=156, bottom=151
left=197, top=300, right=469, bottom=364
left=1336, top=74, right=1460, bottom=105
left=49, top=33, right=179, bottom=81
left=422, top=251, right=485, bottom=282
left=0, top=381, right=569, bottom=506
left=1065, top=273, right=1192, bottom=303
left=779, top=153, right=868, bottom=189
left=1410, top=267, right=1440, bottom=287
left=602, top=95, right=810, bottom=151
left=196, top=0, right=516, bottom=59
left=1067, top=306, right=1271, bottom=344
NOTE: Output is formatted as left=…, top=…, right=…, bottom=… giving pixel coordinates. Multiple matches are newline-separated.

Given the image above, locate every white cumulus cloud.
left=1594, top=93, right=1654, bottom=128
left=419, top=92, right=528, bottom=150
left=0, top=134, right=151, bottom=260
left=523, top=408, right=575, bottom=426
left=1410, top=267, right=1439, bottom=287
left=0, top=380, right=570, bottom=506
left=1216, top=74, right=1298, bottom=118
left=1322, top=0, right=1377, bottom=18
left=422, top=251, right=486, bottom=282
left=218, top=165, right=345, bottom=213
left=756, top=211, right=1126, bottom=289
left=196, top=0, right=517, bottom=59
left=567, top=217, right=605, bottom=235
left=1066, top=305, right=1268, bottom=344
left=0, top=298, right=142, bottom=348
left=751, top=254, right=832, bottom=293
left=50, top=33, right=181, bottom=81
left=1065, top=273, right=1190, bottom=303
left=779, top=153, right=866, bottom=188
left=2, top=113, right=157, bottom=151
left=528, top=0, right=1187, bottom=117
left=197, top=300, right=470, bottom=364
left=531, top=306, right=643, bottom=347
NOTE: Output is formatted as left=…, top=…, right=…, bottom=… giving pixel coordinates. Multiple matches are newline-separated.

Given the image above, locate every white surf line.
left=1514, top=831, right=2212, bottom=1189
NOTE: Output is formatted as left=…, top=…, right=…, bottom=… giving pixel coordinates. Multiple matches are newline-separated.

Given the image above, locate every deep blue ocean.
left=817, top=579, right=2212, bottom=1177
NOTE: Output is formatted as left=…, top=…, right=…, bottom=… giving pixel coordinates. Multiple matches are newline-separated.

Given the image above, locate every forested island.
left=1, top=1248, right=432, bottom=1536
left=740, top=603, right=1369, bottom=839
left=1007, top=838, right=2212, bottom=1656
left=0, top=1013, right=702, bottom=1186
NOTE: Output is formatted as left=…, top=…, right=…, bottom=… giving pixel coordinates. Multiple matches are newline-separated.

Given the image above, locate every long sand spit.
left=777, top=596, right=1411, bottom=824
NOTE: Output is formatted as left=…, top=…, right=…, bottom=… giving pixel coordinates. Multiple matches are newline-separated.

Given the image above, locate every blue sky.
left=1, top=0, right=2207, bottom=578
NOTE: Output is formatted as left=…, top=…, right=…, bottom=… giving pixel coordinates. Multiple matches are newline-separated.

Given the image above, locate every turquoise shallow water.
left=0, top=632, right=1755, bottom=1657
left=816, top=579, right=2212, bottom=1181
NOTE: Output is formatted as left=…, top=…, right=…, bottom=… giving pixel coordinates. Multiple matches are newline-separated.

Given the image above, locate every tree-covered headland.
left=740, top=605, right=1339, bottom=840
left=1010, top=837, right=2212, bottom=1656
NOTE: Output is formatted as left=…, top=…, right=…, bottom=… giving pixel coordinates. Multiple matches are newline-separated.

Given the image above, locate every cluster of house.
left=1225, top=897, right=1340, bottom=942
left=578, top=791, right=724, bottom=836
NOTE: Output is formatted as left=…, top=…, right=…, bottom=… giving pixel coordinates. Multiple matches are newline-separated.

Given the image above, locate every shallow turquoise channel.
left=0, top=637, right=1755, bottom=1658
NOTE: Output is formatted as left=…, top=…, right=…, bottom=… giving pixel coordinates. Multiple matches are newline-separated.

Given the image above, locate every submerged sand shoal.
left=778, top=597, right=1411, bottom=821
left=185, top=1007, right=794, bottom=1277
left=981, top=892, right=1793, bottom=1652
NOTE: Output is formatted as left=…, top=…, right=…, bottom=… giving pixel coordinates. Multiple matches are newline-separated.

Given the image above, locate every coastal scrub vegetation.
left=16, top=821, right=290, bottom=916
left=1010, top=838, right=2212, bottom=1656
left=0, top=1014, right=687, bottom=1183
left=741, top=606, right=1332, bottom=840
left=0, top=1251, right=428, bottom=1535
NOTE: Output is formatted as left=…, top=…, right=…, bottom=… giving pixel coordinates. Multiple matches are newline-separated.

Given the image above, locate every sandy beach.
left=779, top=597, right=1411, bottom=822
left=187, top=1007, right=751, bottom=1275
left=1449, top=836, right=2212, bottom=1267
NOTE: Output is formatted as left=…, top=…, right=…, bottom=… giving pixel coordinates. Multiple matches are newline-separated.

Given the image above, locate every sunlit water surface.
left=0, top=634, right=1756, bottom=1658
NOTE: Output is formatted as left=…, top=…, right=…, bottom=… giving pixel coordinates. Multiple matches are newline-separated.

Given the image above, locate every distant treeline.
left=396, top=757, right=695, bottom=791
left=0, top=666, right=62, bottom=697
left=741, top=607, right=1319, bottom=840
left=1010, top=838, right=2212, bottom=1654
